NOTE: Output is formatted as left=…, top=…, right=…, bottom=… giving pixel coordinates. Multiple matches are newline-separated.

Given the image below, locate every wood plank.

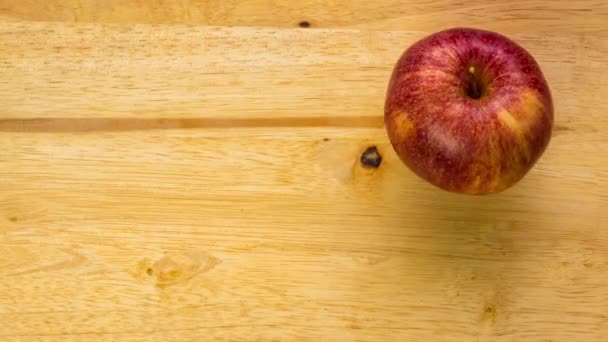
left=2, top=127, right=607, bottom=340
left=0, top=22, right=606, bottom=134
left=0, top=0, right=606, bottom=35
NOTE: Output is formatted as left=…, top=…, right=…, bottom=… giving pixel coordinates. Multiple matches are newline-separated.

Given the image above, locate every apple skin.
left=384, top=28, right=553, bottom=195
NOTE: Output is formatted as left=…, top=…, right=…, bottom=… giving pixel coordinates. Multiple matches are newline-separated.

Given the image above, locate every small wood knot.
left=360, top=146, right=382, bottom=168
left=481, top=304, right=497, bottom=325
left=299, top=21, right=311, bottom=28
left=135, top=252, right=222, bottom=288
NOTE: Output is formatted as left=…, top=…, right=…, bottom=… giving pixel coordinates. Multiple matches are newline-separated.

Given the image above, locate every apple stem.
left=466, top=66, right=483, bottom=100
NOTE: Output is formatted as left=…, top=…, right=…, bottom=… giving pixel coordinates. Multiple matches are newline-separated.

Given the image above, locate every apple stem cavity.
left=465, top=65, right=485, bottom=100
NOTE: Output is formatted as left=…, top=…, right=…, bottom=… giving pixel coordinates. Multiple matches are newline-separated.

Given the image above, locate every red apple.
left=384, top=28, right=553, bottom=194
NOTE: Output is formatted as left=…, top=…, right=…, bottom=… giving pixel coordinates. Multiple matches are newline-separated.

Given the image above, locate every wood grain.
left=1, top=0, right=606, bottom=35
left=1, top=1, right=608, bottom=341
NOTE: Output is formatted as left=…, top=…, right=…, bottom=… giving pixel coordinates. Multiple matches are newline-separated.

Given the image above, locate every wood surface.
left=1, top=1, right=608, bottom=341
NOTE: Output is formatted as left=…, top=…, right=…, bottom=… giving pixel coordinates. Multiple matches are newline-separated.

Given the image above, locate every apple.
left=384, top=28, right=553, bottom=194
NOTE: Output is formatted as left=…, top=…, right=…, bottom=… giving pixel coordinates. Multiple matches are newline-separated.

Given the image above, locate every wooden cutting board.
left=1, top=1, right=607, bottom=340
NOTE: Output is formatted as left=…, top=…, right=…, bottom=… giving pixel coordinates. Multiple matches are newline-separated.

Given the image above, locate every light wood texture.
left=1, top=1, right=608, bottom=341
left=1, top=0, right=606, bottom=35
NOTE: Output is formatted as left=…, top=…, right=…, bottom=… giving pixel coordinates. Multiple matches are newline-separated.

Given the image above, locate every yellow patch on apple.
left=390, top=111, right=415, bottom=139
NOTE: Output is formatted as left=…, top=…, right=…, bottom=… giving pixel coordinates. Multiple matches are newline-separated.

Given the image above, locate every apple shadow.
left=382, top=166, right=550, bottom=317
